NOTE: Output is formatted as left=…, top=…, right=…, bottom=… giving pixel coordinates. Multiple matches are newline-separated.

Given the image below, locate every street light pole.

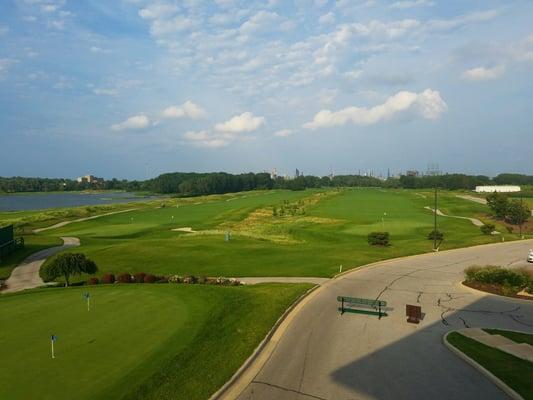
left=520, top=192, right=523, bottom=239
left=433, top=186, right=438, bottom=251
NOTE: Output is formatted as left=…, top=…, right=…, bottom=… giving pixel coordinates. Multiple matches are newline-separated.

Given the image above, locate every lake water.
left=0, top=192, right=162, bottom=212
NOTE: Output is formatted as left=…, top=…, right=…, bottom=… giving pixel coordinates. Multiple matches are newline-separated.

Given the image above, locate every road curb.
left=442, top=331, right=524, bottom=400
left=458, top=281, right=533, bottom=305
left=210, top=284, right=321, bottom=400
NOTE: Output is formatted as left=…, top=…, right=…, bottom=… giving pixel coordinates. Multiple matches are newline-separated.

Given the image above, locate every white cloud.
left=428, top=9, right=500, bottom=31
left=111, top=114, right=150, bottom=131
left=303, top=89, right=447, bottom=129
left=319, top=12, right=335, bottom=25
left=462, top=65, right=505, bottom=81
left=0, top=58, right=18, bottom=80
left=239, top=11, right=293, bottom=35
left=161, top=101, right=207, bottom=119
left=343, top=68, right=363, bottom=80
left=273, top=129, right=294, bottom=137
left=93, top=88, right=119, bottom=96
left=138, top=3, right=179, bottom=20
left=390, top=0, right=434, bottom=9
left=215, top=112, right=265, bottom=133
left=182, top=130, right=228, bottom=148
left=149, top=15, right=196, bottom=36
left=90, top=46, right=111, bottom=54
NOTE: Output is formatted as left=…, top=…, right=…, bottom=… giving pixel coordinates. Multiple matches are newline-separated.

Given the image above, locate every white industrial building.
left=475, top=185, right=521, bottom=193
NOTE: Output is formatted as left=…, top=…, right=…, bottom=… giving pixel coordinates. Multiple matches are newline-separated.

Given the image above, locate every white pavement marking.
left=33, top=208, right=138, bottom=233
left=220, top=239, right=533, bottom=400
left=2, top=237, right=80, bottom=293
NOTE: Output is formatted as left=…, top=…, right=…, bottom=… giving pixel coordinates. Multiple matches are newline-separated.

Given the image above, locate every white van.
left=528, top=249, right=533, bottom=263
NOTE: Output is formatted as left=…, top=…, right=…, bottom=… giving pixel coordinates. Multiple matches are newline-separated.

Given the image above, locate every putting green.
left=39, top=188, right=510, bottom=278
left=0, top=283, right=311, bottom=400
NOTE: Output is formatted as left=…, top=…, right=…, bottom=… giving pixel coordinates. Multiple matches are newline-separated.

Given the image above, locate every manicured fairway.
left=41, top=188, right=509, bottom=279
left=0, top=283, right=312, bottom=400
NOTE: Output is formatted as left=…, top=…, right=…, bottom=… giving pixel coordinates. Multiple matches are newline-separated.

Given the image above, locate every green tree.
left=486, top=192, right=509, bottom=219
left=506, top=200, right=530, bottom=225
left=41, top=253, right=98, bottom=286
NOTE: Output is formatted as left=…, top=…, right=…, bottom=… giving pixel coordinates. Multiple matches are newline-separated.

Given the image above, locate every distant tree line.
left=1, top=172, right=532, bottom=196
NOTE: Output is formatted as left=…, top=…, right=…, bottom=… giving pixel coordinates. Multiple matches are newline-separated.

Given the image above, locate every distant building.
left=76, top=175, right=104, bottom=185
left=295, top=168, right=300, bottom=178
left=406, top=170, right=419, bottom=177
left=270, top=168, right=278, bottom=180
left=475, top=185, right=521, bottom=193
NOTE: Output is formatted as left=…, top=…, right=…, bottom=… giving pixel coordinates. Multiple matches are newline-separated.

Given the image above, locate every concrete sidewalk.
left=460, top=328, right=533, bottom=362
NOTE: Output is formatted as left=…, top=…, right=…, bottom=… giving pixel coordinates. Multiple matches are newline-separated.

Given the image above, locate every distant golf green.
left=0, top=283, right=311, bottom=400
left=39, top=188, right=508, bottom=278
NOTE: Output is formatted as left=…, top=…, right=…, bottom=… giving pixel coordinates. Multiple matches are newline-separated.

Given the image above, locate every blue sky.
left=0, top=0, right=532, bottom=179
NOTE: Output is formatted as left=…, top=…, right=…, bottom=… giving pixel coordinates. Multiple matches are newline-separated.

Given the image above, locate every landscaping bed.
left=463, top=265, right=533, bottom=300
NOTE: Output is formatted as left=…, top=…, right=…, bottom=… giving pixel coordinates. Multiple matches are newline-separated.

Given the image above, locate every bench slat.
left=337, top=296, right=386, bottom=307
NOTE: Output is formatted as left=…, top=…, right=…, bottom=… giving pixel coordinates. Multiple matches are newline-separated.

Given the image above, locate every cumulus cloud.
left=239, top=10, right=293, bottom=35
left=111, top=114, right=150, bottom=131
left=273, top=129, right=294, bottom=137
left=161, top=101, right=207, bottom=119
left=303, top=89, right=447, bottom=129
left=462, top=65, right=505, bottom=81
left=138, top=3, right=179, bottom=20
left=214, top=112, right=265, bottom=133
left=319, top=12, right=335, bottom=25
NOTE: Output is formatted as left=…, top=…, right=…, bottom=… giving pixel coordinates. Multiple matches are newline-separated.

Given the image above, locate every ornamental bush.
left=427, top=230, right=444, bottom=241
left=367, top=232, right=390, bottom=246
left=117, top=273, right=132, bottom=283
left=480, top=224, right=495, bottom=235
left=101, top=273, right=115, bottom=284
left=87, top=277, right=99, bottom=285
left=134, top=272, right=146, bottom=283
left=464, top=265, right=529, bottom=288
left=144, top=274, right=156, bottom=283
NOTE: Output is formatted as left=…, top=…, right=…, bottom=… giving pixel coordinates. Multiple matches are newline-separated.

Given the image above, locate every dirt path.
left=34, top=208, right=138, bottom=233
left=2, top=237, right=80, bottom=293
left=425, top=206, right=485, bottom=227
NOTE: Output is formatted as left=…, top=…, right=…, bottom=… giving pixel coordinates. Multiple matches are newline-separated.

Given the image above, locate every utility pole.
left=520, top=192, right=524, bottom=239
left=433, top=185, right=438, bottom=251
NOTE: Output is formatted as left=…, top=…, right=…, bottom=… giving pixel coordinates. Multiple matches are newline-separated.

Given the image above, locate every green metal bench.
left=337, top=296, right=387, bottom=318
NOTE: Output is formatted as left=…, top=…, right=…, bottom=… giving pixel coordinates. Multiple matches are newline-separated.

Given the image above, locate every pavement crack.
left=251, top=381, right=328, bottom=400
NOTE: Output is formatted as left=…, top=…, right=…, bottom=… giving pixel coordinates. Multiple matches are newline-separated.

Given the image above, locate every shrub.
left=168, top=275, right=182, bottom=283
left=117, top=273, right=132, bottom=283
left=427, top=230, right=444, bottom=241
left=197, top=276, right=207, bottom=284
left=156, top=276, right=168, bottom=283
left=101, top=273, right=115, bottom=284
left=464, top=265, right=528, bottom=287
left=144, top=274, right=156, bottom=283
left=87, top=277, right=99, bottom=285
left=480, top=224, right=496, bottom=235
left=134, top=272, right=146, bottom=283
left=183, top=275, right=197, bottom=284
left=367, top=232, right=390, bottom=246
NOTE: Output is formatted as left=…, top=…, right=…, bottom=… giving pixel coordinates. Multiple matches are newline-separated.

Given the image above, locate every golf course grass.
left=39, top=188, right=510, bottom=279
left=447, top=332, right=533, bottom=399
left=0, top=283, right=312, bottom=400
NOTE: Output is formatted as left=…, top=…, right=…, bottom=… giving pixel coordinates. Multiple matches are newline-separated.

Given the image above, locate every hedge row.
left=87, top=273, right=241, bottom=286
left=464, top=265, right=533, bottom=292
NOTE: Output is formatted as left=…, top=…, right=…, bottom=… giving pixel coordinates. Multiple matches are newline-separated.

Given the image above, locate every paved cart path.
left=2, top=237, right=80, bottom=293
left=222, top=239, right=533, bottom=400
left=424, top=206, right=485, bottom=227
left=34, top=208, right=138, bottom=233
